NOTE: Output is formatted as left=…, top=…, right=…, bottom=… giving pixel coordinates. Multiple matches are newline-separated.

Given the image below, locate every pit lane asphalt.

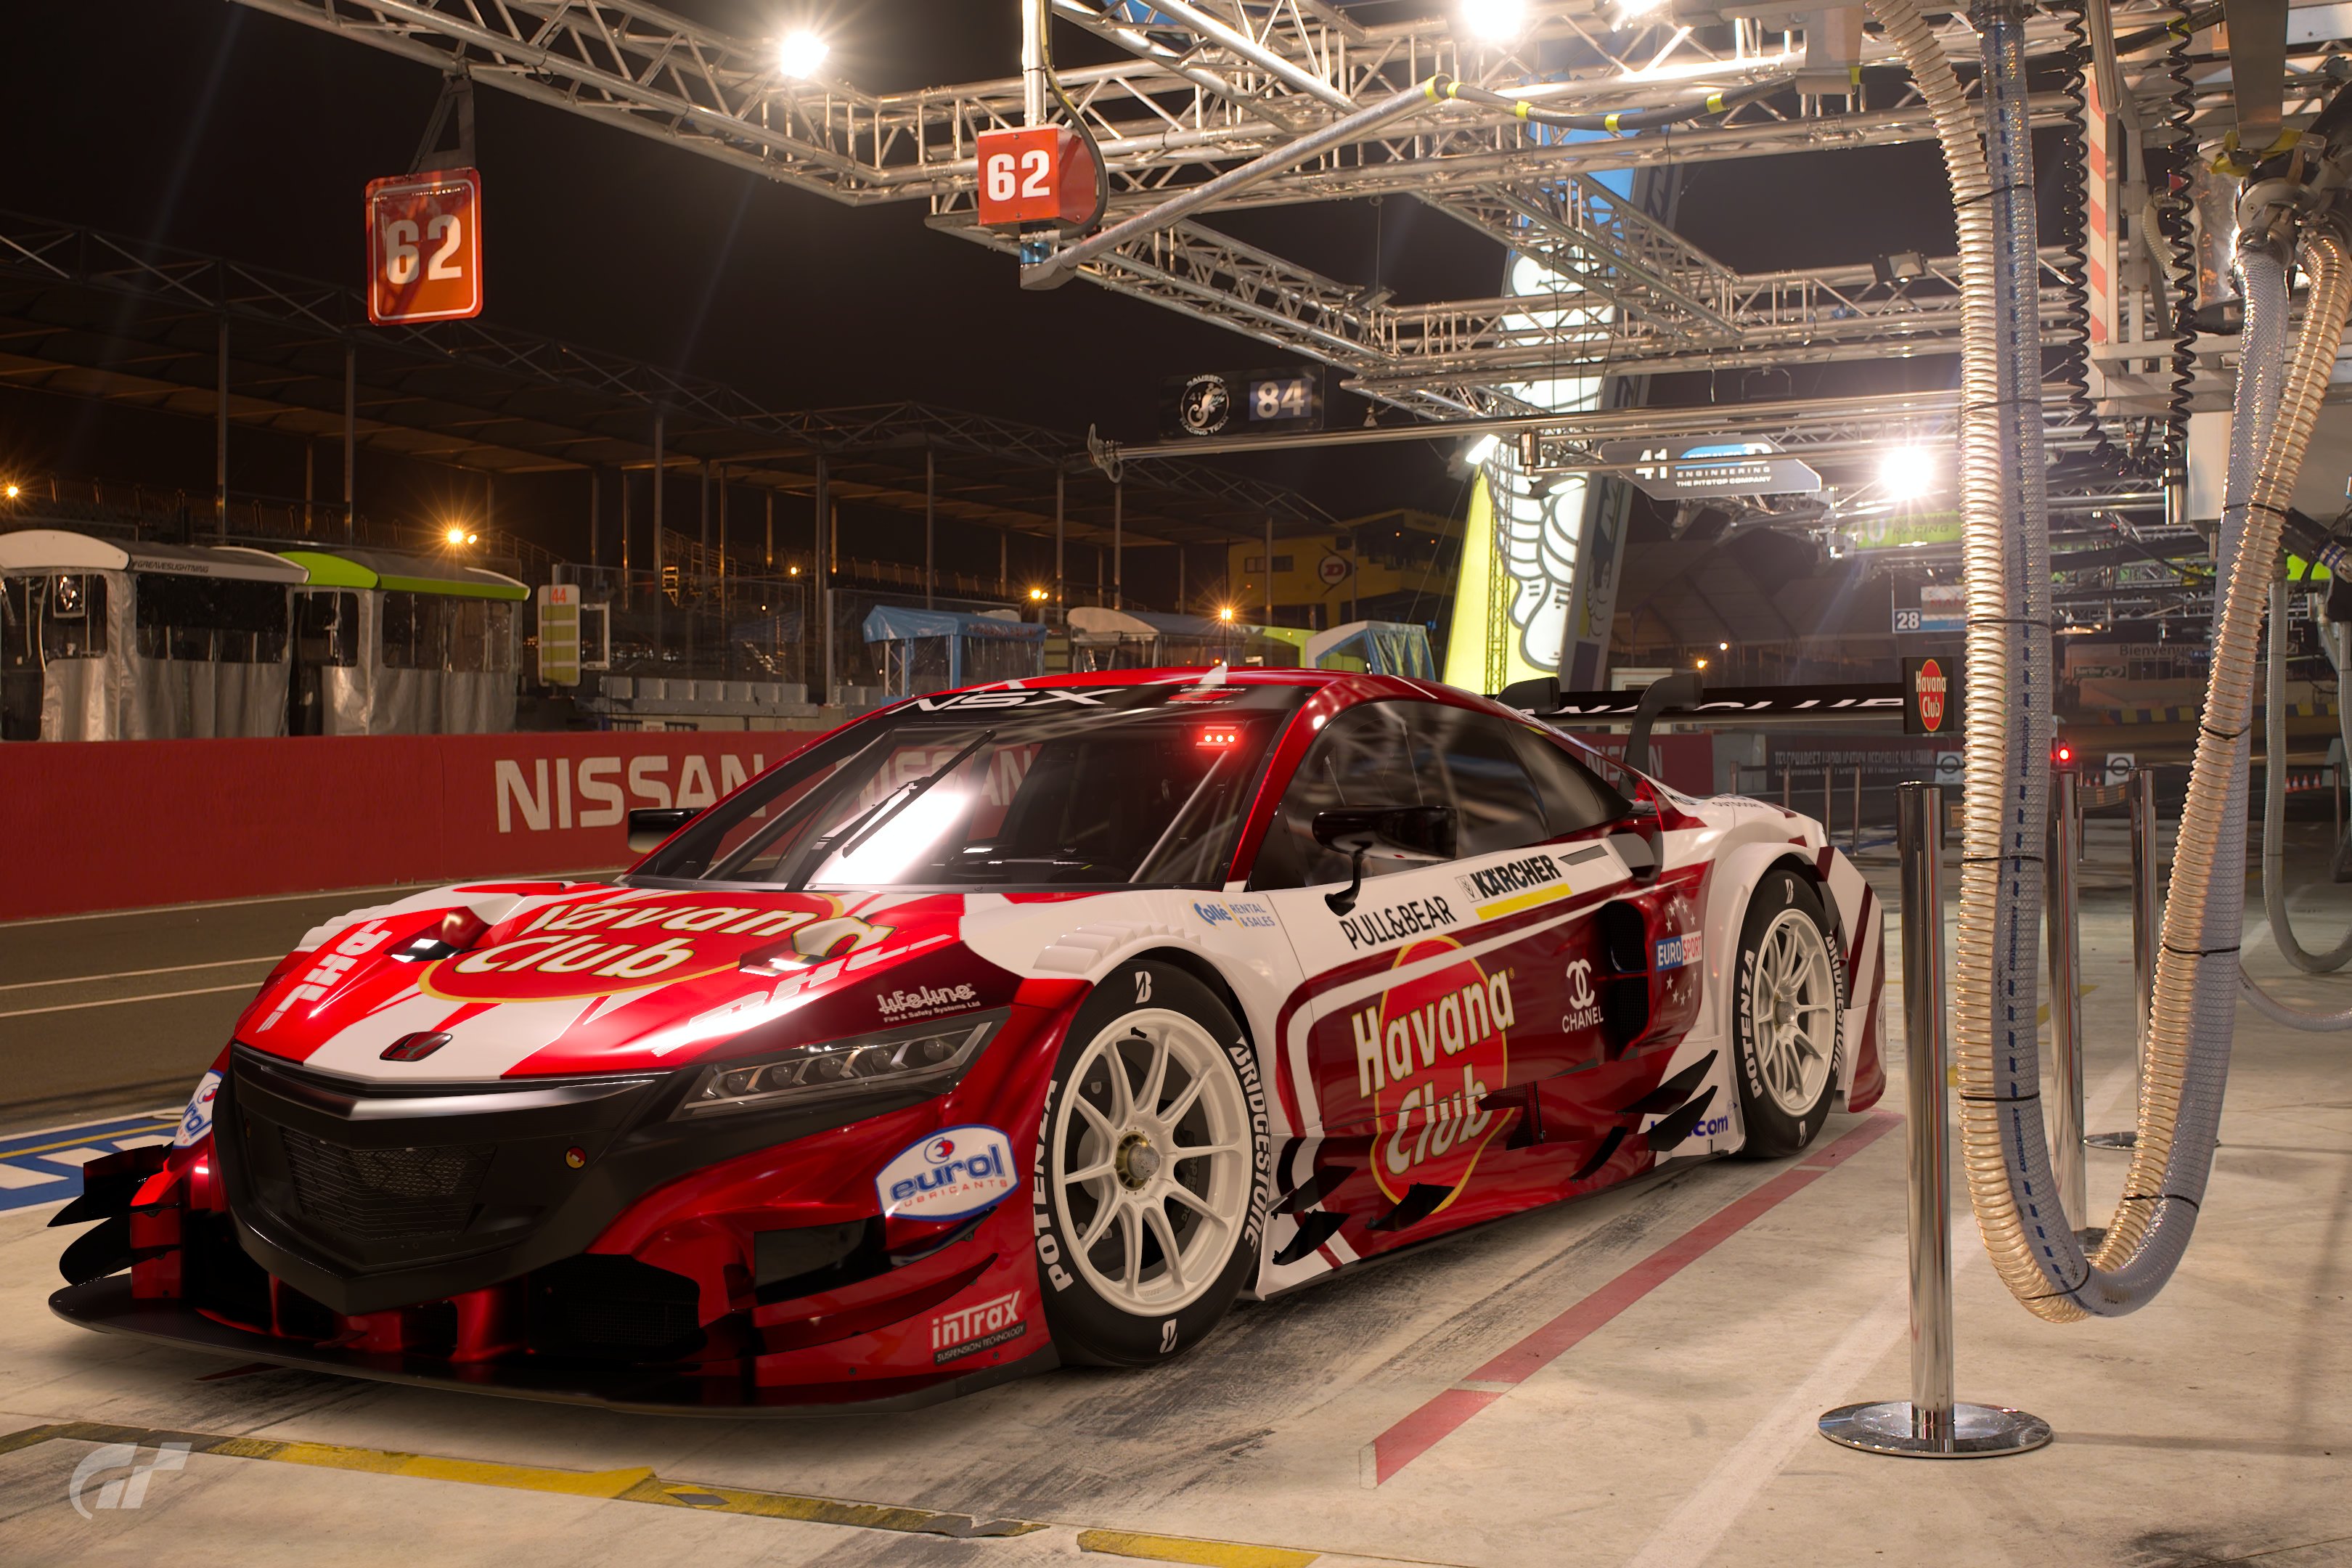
left=1, top=855, right=2349, bottom=1567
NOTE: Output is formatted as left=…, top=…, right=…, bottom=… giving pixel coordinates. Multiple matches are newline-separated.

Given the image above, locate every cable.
left=1428, top=74, right=1789, bottom=134
left=2262, top=576, right=2352, bottom=970
left=1039, top=7, right=1108, bottom=234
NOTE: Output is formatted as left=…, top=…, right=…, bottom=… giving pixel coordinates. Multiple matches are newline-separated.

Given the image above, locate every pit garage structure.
left=0, top=207, right=1342, bottom=701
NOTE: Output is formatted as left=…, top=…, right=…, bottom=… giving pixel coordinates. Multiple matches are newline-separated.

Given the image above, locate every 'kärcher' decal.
left=1455, top=852, right=1579, bottom=919
left=1347, top=938, right=1514, bottom=1210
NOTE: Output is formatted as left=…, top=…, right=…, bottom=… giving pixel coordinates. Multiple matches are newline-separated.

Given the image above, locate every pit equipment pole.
left=2047, top=769, right=2090, bottom=1230
left=1819, top=783, right=2051, bottom=1458
left=2091, top=767, right=2159, bottom=1150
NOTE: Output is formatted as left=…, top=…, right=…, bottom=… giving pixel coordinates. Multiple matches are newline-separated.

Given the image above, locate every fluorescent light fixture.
left=778, top=30, right=829, bottom=79
left=1878, top=445, right=1937, bottom=501
left=1460, top=0, right=1527, bottom=42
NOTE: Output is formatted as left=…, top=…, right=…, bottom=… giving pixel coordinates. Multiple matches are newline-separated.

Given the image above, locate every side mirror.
left=628, top=806, right=701, bottom=854
left=1312, top=805, right=1458, bottom=914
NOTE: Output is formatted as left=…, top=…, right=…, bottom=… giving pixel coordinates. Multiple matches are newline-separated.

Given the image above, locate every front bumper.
left=52, top=1275, right=1054, bottom=1415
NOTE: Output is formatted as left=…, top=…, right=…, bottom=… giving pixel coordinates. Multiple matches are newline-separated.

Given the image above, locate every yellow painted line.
left=1078, top=1528, right=1319, bottom=1567
left=0, top=1422, right=1042, bottom=1539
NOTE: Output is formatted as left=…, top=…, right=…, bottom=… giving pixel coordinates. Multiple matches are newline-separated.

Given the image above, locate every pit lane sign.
left=366, top=168, right=483, bottom=324
left=1598, top=437, right=1821, bottom=500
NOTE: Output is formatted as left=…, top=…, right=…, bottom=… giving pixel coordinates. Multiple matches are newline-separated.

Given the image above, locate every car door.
left=1249, top=699, right=1628, bottom=1213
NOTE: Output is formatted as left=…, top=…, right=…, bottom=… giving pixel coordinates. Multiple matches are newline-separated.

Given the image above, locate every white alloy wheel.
left=1049, top=1008, right=1252, bottom=1316
left=1748, top=907, right=1839, bottom=1116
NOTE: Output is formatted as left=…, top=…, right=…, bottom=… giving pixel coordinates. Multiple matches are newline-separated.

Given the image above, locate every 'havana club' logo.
left=1916, top=657, right=1948, bottom=732
left=1346, top=937, right=1516, bottom=1209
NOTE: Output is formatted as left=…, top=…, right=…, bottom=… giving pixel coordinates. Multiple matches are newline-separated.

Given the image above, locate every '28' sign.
left=366, top=168, right=484, bottom=324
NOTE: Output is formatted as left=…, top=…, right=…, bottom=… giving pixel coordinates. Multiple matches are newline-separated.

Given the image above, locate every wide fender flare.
left=1698, top=840, right=1871, bottom=1104
left=1026, top=920, right=1297, bottom=1143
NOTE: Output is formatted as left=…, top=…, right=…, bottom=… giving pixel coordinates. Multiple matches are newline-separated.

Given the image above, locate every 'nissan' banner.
left=1, top=731, right=812, bottom=920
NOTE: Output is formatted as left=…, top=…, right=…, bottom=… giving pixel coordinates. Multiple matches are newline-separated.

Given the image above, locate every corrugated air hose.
left=1874, top=0, right=2352, bottom=1319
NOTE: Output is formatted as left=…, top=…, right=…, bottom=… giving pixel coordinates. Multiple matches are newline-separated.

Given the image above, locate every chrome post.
left=2046, top=770, right=2091, bottom=1234
left=2091, top=767, right=2156, bottom=1151
left=1819, top=783, right=2051, bottom=1459
left=1853, top=767, right=1863, bottom=852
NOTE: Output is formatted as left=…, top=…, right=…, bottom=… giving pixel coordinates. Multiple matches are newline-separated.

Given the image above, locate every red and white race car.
left=53, top=667, right=1885, bottom=1411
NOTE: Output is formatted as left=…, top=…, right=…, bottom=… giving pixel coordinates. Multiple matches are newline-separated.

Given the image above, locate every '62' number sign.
left=365, top=168, right=483, bottom=325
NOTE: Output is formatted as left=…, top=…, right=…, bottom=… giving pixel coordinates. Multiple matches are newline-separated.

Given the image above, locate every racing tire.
left=1032, top=957, right=1271, bottom=1368
left=1731, top=866, right=1847, bottom=1159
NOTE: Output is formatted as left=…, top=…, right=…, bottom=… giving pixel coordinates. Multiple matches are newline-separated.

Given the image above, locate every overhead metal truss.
left=228, top=0, right=2348, bottom=419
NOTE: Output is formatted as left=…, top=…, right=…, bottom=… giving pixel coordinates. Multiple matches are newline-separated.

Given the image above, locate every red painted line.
left=1366, top=1111, right=1900, bottom=1485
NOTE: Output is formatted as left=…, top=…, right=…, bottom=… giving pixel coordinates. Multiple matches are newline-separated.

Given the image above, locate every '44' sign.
left=366, top=168, right=483, bottom=325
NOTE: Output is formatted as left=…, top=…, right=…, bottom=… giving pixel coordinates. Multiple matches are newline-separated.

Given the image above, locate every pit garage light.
left=2, top=483, right=17, bottom=499
left=444, top=525, right=478, bottom=547
left=1459, top=0, right=1527, bottom=41
left=1217, top=605, right=1236, bottom=622
left=1878, top=445, right=1937, bottom=502
left=778, top=29, right=829, bottom=79
left=1459, top=433, right=1500, bottom=469
left=1028, top=587, right=1048, bottom=602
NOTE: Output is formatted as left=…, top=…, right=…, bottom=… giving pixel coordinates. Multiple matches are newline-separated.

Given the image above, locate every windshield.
left=631, top=680, right=1307, bottom=891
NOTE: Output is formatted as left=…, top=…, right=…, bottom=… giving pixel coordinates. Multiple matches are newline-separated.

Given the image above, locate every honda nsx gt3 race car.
left=52, top=666, right=1885, bottom=1411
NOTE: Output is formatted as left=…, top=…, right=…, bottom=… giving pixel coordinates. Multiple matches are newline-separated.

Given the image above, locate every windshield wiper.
left=825, top=729, right=997, bottom=867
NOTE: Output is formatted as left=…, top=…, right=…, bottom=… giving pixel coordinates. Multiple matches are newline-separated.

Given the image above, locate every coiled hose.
left=2153, top=5, right=2200, bottom=483
left=2049, top=0, right=2126, bottom=467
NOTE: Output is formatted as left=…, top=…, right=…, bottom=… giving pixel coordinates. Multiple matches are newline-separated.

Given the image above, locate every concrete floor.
left=0, top=849, right=2346, bottom=1567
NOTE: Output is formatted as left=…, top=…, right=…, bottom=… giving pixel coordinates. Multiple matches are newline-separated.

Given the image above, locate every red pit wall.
left=1, top=732, right=805, bottom=920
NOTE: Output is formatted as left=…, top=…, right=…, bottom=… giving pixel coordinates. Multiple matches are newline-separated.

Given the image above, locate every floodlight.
left=779, top=30, right=829, bottom=79
left=445, top=525, right=467, bottom=545
left=1460, top=0, right=1527, bottom=41
left=1878, top=445, right=1937, bottom=501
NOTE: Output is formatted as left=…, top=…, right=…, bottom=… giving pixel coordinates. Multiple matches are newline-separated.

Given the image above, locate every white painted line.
left=0, top=1163, right=68, bottom=1190
left=0, top=983, right=258, bottom=1021
left=1620, top=1058, right=2139, bottom=1568
left=0, top=956, right=279, bottom=993
left=0, top=879, right=439, bottom=927
left=0, top=867, right=624, bottom=928
left=33, top=1147, right=121, bottom=1167
left=111, top=1136, right=169, bottom=1151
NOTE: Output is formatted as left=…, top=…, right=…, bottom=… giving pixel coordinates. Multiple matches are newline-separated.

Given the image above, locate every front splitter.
left=51, top=1277, right=1055, bottom=1416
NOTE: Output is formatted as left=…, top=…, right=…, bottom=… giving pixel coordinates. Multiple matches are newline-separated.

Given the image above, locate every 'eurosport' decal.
left=1338, top=894, right=1459, bottom=952
left=1654, top=931, right=1701, bottom=972
left=876, top=1125, right=1017, bottom=1220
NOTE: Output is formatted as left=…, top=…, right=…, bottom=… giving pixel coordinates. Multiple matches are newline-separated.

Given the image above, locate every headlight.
left=671, top=1009, right=1003, bottom=1119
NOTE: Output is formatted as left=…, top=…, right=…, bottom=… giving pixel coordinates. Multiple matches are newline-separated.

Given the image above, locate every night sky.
left=0, top=1, right=1969, bottom=569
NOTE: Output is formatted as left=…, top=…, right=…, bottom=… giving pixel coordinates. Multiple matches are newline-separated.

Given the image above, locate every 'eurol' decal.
left=172, top=1070, right=222, bottom=1149
left=877, top=1125, right=1018, bottom=1221
left=1654, top=932, right=1702, bottom=972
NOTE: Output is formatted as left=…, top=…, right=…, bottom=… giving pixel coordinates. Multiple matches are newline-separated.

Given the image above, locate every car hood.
left=233, top=881, right=1057, bottom=1084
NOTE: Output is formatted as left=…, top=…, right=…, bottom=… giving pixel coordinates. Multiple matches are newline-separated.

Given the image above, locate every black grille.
left=278, top=1127, right=494, bottom=1242
left=528, top=1255, right=705, bottom=1361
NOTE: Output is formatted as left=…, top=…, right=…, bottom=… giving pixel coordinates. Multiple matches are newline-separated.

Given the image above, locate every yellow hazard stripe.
left=0, top=1423, right=1355, bottom=1561
left=1079, top=1530, right=1319, bottom=1567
